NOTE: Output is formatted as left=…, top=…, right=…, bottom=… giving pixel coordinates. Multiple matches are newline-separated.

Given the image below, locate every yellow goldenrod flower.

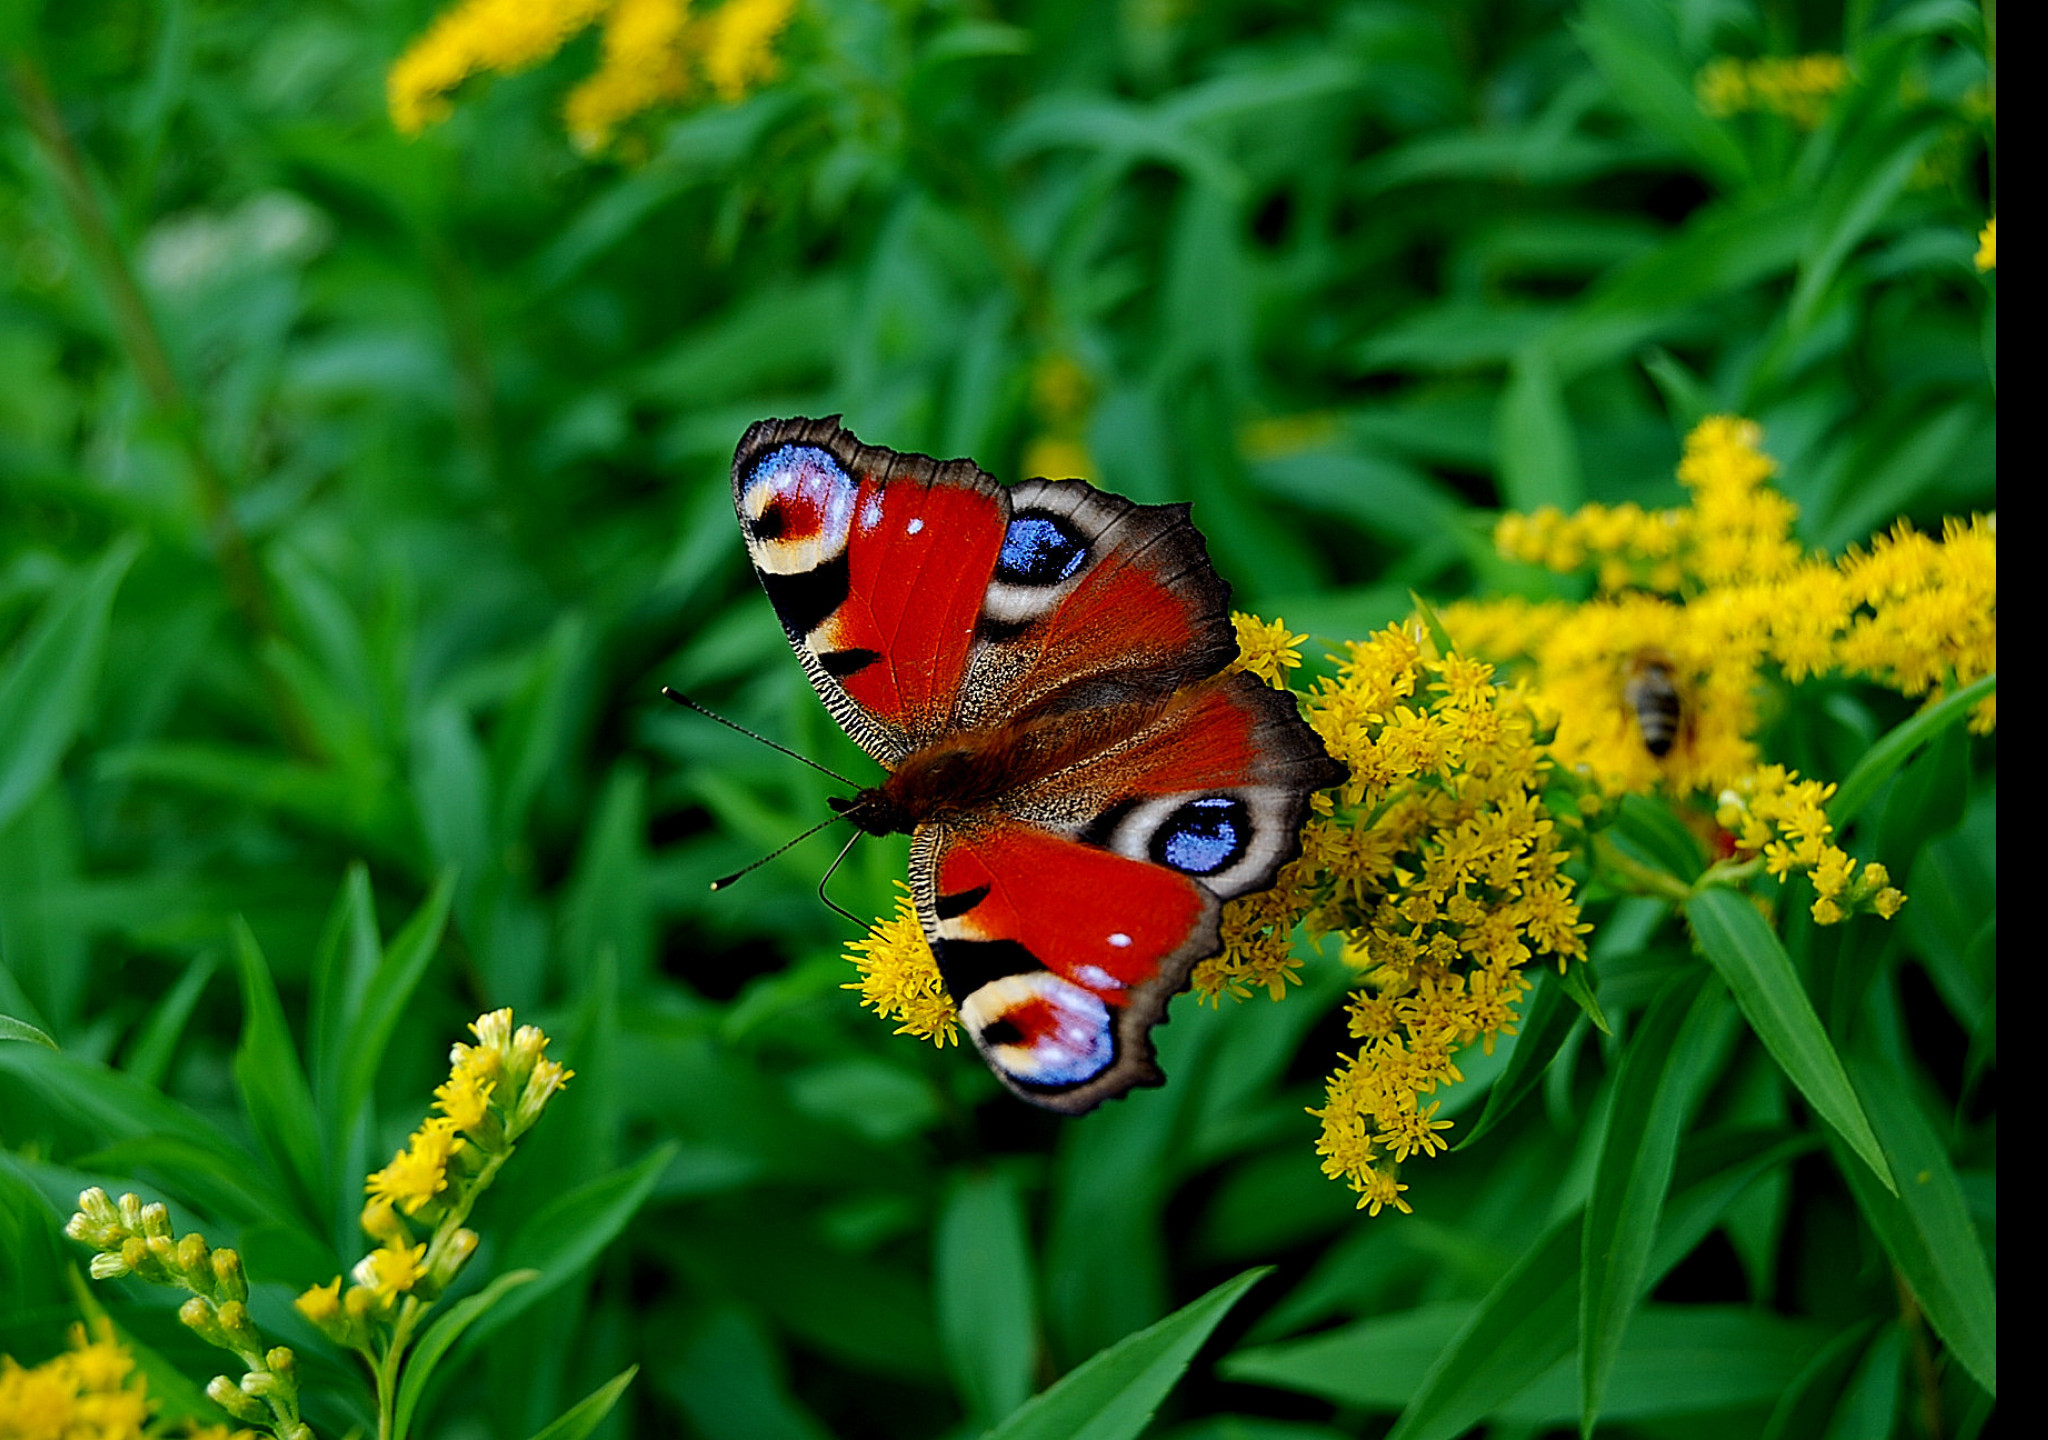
left=389, top=0, right=612, bottom=134
left=391, top=0, right=801, bottom=150
left=366, top=1115, right=467, bottom=1216
left=62, top=1191, right=306, bottom=1437
left=565, top=0, right=693, bottom=153
left=1229, top=613, right=1309, bottom=688
left=1697, top=53, right=1849, bottom=127
left=0, top=1320, right=154, bottom=1440
left=844, top=885, right=961, bottom=1046
left=1715, top=766, right=1901, bottom=924
left=355, top=1239, right=429, bottom=1305
left=1976, top=217, right=1995, bottom=271
left=701, top=0, right=798, bottom=101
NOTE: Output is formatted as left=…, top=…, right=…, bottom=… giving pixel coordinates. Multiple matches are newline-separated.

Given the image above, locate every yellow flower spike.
left=702, top=0, right=799, bottom=101
left=1976, top=218, right=1995, bottom=271
left=367, top=1116, right=467, bottom=1216
left=388, top=0, right=612, bottom=133
left=844, top=884, right=961, bottom=1046
left=294, top=1277, right=348, bottom=1342
left=1229, top=612, right=1310, bottom=688
left=355, top=1238, right=429, bottom=1305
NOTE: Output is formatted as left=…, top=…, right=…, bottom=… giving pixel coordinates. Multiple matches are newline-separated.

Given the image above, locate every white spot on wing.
left=906, top=517, right=925, bottom=535
left=1107, top=932, right=1132, bottom=948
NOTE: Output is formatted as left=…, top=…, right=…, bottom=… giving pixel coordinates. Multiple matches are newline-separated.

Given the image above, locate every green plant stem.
left=6, top=54, right=318, bottom=756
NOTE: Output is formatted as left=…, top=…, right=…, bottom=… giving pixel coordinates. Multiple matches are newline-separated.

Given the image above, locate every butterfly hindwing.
left=912, top=822, right=1220, bottom=1113
left=912, top=672, right=1344, bottom=1112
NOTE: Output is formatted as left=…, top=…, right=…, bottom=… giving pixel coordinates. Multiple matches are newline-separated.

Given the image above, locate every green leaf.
left=1787, top=112, right=1942, bottom=333
left=989, top=1268, right=1268, bottom=1440
left=1496, top=347, right=1583, bottom=513
left=522, top=1367, right=640, bottom=1440
left=394, top=1269, right=543, bottom=1439
left=1457, top=967, right=1576, bottom=1150
left=1828, top=674, right=1995, bottom=830
left=462, top=1143, right=677, bottom=1352
left=308, top=861, right=380, bottom=1118
left=336, top=870, right=455, bottom=1134
left=0, top=534, right=140, bottom=832
left=1382, top=1213, right=1579, bottom=1440
left=1610, top=795, right=1708, bottom=883
left=1832, top=1058, right=1996, bottom=1395
left=1557, top=961, right=1611, bottom=1036
left=229, top=917, right=325, bottom=1218
left=1580, top=973, right=1730, bottom=1435
left=937, top=1170, right=1038, bottom=1426
left=0, top=1013, right=58, bottom=1047
left=123, top=954, right=218, bottom=1089
left=1684, top=889, right=1893, bottom=1193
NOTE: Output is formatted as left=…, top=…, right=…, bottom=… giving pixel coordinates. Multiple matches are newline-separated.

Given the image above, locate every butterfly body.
left=732, top=416, right=1343, bottom=1113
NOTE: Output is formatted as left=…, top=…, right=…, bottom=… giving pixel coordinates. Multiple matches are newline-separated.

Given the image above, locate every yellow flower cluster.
left=1837, top=515, right=1998, bottom=733
left=0, top=1321, right=155, bottom=1440
left=1717, top=767, right=1905, bottom=924
left=62, top=1190, right=305, bottom=1439
left=1286, top=629, right=1589, bottom=1213
left=388, top=0, right=798, bottom=151
left=1495, top=416, right=1800, bottom=593
left=297, top=1009, right=571, bottom=1345
left=838, top=620, right=1587, bottom=1214
left=1457, top=417, right=1995, bottom=800
left=843, top=884, right=961, bottom=1047
left=1697, top=53, right=1851, bottom=127
left=1976, top=218, right=1995, bottom=271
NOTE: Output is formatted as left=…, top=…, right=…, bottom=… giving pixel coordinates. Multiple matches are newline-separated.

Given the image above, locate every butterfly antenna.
left=815, top=830, right=865, bottom=928
left=661, top=687, right=857, bottom=786
left=708, top=812, right=849, bottom=892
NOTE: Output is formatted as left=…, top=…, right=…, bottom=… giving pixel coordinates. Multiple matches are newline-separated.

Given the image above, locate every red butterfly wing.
left=913, top=823, right=1219, bottom=1113
left=732, top=416, right=1009, bottom=763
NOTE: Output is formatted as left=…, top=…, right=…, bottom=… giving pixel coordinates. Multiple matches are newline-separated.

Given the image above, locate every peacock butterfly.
left=730, top=416, right=1345, bottom=1114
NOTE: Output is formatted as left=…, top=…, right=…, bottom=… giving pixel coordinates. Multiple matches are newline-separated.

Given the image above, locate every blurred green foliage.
left=1, top=1, right=1992, bottom=1438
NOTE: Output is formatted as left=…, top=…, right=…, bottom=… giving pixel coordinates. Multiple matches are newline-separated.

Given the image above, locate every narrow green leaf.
left=1760, top=1322, right=1880, bottom=1440
left=229, top=918, right=326, bottom=1219
left=1684, top=890, right=1893, bottom=1193
left=1580, top=973, right=1729, bottom=1435
left=1407, top=591, right=1455, bottom=657
left=990, top=1268, right=1269, bottom=1440
left=1828, top=674, right=1995, bottom=830
left=394, top=1269, right=542, bottom=1439
left=1557, top=962, right=1610, bottom=1035
left=1611, top=795, right=1707, bottom=883
left=0, top=1013, right=58, bottom=1048
left=337, top=870, right=455, bottom=1133
left=1788, top=113, right=1942, bottom=332
left=1385, top=1214, right=1581, bottom=1440
left=308, top=861, right=380, bottom=1118
left=938, top=1171, right=1038, bottom=1426
left=1833, top=1058, right=1996, bottom=1395
left=123, top=954, right=218, bottom=1089
left=523, top=1367, right=640, bottom=1440
left=1496, top=347, right=1583, bottom=513
left=1457, top=968, right=1575, bottom=1150
left=461, top=1143, right=677, bottom=1352
left=0, top=534, right=141, bottom=832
